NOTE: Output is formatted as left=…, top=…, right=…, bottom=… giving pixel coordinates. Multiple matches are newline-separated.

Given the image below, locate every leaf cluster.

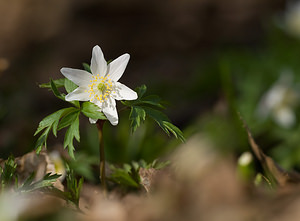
left=0, top=155, right=61, bottom=193
left=109, top=159, right=170, bottom=189
left=59, top=167, right=84, bottom=207
left=122, top=85, right=185, bottom=142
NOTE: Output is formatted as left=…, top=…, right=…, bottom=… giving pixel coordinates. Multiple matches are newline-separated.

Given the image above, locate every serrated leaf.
left=136, top=84, right=147, bottom=98
left=82, top=63, right=92, bottom=73
left=63, top=112, right=80, bottom=159
left=81, top=101, right=107, bottom=120
left=143, top=106, right=185, bottom=142
left=1, top=155, right=17, bottom=187
left=163, top=121, right=185, bottom=142
left=129, top=106, right=146, bottom=133
left=65, top=168, right=84, bottom=206
left=143, top=106, right=170, bottom=135
left=35, top=126, right=51, bottom=154
left=35, top=107, right=80, bottom=155
left=64, top=78, right=78, bottom=94
left=34, top=107, right=76, bottom=136
left=39, top=78, right=65, bottom=89
left=19, top=173, right=61, bottom=192
left=57, top=109, right=80, bottom=131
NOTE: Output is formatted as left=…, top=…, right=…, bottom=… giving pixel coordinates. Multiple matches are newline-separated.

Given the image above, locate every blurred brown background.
left=0, top=0, right=285, bottom=156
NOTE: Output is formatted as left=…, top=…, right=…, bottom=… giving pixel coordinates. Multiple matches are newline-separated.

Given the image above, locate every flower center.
left=97, top=83, right=106, bottom=92
left=87, top=74, right=113, bottom=103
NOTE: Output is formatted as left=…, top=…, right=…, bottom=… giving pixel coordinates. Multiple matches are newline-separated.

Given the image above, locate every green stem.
left=96, top=120, right=107, bottom=192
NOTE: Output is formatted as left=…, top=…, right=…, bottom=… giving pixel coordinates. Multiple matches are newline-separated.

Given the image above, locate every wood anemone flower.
left=61, top=45, right=138, bottom=125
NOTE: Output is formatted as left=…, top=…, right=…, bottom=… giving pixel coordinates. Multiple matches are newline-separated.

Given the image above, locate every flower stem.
left=96, top=120, right=107, bottom=192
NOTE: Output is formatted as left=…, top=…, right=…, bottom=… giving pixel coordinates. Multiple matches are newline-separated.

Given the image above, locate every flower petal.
left=65, top=86, right=90, bottom=101
left=113, top=82, right=138, bottom=100
left=102, top=99, right=118, bottom=125
left=61, top=68, right=92, bottom=87
left=90, top=45, right=107, bottom=77
left=107, top=53, right=130, bottom=81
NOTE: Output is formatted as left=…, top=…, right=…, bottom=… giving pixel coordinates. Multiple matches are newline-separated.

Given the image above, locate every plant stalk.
left=96, top=120, right=107, bottom=192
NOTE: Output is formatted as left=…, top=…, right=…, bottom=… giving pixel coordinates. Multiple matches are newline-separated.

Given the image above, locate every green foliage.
left=64, top=167, right=84, bottom=207
left=0, top=155, right=18, bottom=190
left=109, top=159, right=170, bottom=189
left=0, top=156, right=61, bottom=193
left=34, top=107, right=80, bottom=156
left=123, top=85, right=185, bottom=142
left=18, top=173, right=61, bottom=192
left=63, top=111, right=80, bottom=159
left=36, top=78, right=183, bottom=161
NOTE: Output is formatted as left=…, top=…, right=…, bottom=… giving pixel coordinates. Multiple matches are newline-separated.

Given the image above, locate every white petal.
left=102, top=99, right=118, bottom=125
left=89, top=118, right=98, bottom=124
left=113, top=82, right=138, bottom=100
left=90, top=45, right=107, bottom=77
left=107, top=54, right=130, bottom=81
left=61, top=68, right=92, bottom=86
left=274, top=107, right=296, bottom=128
left=65, top=86, right=90, bottom=101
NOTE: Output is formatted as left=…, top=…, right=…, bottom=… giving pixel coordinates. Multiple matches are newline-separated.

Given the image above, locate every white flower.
left=257, top=71, right=299, bottom=128
left=61, top=45, right=138, bottom=125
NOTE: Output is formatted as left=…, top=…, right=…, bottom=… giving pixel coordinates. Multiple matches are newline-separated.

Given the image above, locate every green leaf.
left=143, top=106, right=170, bottom=133
left=109, top=168, right=139, bottom=188
left=18, top=173, right=61, bottom=192
left=34, top=107, right=79, bottom=153
left=34, top=107, right=76, bottom=136
left=53, top=108, right=79, bottom=136
left=136, top=84, right=147, bottom=98
left=35, top=128, right=50, bottom=154
left=83, top=63, right=92, bottom=73
left=143, top=106, right=185, bottom=142
left=65, top=168, right=84, bottom=207
left=50, top=79, right=64, bottom=100
left=129, top=106, right=146, bottom=133
left=0, top=155, right=17, bottom=189
left=163, top=121, right=185, bottom=142
left=64, top=112, right=80, bottom=159
left=39, top=78, right=65, bottom=89
left=81, top=101, right=107, bottom=120
left=64, top=78, right=78, bottom=94
left=57, top=109, right=81, bottom=131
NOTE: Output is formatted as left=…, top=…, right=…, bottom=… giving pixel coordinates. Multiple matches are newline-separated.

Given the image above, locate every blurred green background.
left=2, top=0, right=300, bottom=174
